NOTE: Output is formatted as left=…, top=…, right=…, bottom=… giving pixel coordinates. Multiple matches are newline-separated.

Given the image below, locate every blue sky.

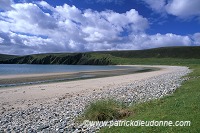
left=0, top=0, right=200, bottom=55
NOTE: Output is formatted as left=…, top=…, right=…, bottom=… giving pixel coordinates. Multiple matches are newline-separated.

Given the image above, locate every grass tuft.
left=83, top=99, right=131, bottom=121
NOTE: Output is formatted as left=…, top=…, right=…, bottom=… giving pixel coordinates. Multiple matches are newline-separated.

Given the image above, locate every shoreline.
left=0, top=66, right=156, bottom=88
left=0, top=65, right=171, bottom=111
left=0, top=65, right=135, bottom=78
left=0, top=65, right=190, bottom=132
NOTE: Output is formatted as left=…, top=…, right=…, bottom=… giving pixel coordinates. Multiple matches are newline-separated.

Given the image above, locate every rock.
left=37, top=124, right=49, bottom=131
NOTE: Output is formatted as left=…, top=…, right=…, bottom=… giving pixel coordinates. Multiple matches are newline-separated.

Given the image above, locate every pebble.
left=0, top=66, right=190, bottom=132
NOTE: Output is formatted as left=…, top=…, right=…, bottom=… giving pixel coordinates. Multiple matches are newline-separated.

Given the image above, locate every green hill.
left=0, top=53, right=111, bottom=65
left=0, top=46, right=200, bottom=65
left=0, top=54, right=18, bottom=61
left=96, top=46, right=200, bottom=58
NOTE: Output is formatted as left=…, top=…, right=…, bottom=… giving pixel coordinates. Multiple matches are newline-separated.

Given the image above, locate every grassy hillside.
left=0, top=54, right=18, bottom=61
left=0, top=53, right=111, bottom=65
left=0, top=46, right=200, bottom=65
left=99, top=46, right=200, bottom=58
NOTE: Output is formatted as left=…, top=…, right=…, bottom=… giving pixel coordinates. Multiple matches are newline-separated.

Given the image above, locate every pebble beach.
left=0, top=65, right=190, bottom=133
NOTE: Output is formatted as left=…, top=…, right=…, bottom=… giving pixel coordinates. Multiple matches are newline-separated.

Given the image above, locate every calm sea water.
left=0, top=64, right=129, bottom=75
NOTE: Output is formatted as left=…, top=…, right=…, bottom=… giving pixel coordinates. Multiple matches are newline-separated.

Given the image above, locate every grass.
left=110, top=57, right=200, bottom=66
left=91, top=46, right=200, bottom=58
left=79, top=57, right=200, bottom=132
left=82, top=99, right=131, bottom=121
left=98, top=64, right=200, bottom=133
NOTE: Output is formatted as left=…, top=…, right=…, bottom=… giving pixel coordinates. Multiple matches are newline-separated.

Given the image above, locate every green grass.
left=83, top=99, right=131, bottom=121
left=110, top=57, right=200, bottom=66
left=93, top=46, right=200, bottom=58
left=100, top=64, right=200, bottom=133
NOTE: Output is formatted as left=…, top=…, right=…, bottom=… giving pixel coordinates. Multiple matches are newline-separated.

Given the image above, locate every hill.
left=0, top=53, right=111, bottom=65
left=0, top=46, right=200, bottom=65
left=0, top=54, right=18, bottom=61
left=97, top=46, right=200, bottom=58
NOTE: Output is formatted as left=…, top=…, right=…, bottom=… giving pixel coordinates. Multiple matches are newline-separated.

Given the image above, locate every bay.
left=0, top=64, right=130, bottom=75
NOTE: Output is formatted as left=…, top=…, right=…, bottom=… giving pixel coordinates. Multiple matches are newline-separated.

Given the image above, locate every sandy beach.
left=0, top=65, right=181, bottom=114
left=0, top=65, right=190, bottom=132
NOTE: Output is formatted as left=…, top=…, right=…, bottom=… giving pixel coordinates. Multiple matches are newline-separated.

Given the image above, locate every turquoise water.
left=0, top=64, right=129, bottom=75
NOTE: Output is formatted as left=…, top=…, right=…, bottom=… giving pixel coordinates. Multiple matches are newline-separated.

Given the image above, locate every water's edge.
left=0, top=67, right=157, bottom=88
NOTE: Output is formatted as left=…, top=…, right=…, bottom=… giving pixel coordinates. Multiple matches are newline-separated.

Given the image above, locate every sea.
left=0, top=64, right=129, bottom=75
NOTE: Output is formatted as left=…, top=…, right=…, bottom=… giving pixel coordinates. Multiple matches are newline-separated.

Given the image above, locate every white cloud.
left=0, top=1, right=199, bottom=55
left=84, top=33, right=195, bottom=51
left=37, top=1, right=54, bottom=11
left=193, top=33, right=200, bottom=45
left=0, top=1, right=150, bottom=54
left=142, top=0, right=200, bottom=18
left=0, top=3, right=57, bottom=36
left=129, top=33, right=192, bottom=49
left=165, top=0, right=200, bottom=18
left=82, top=9, right=149, bottom=43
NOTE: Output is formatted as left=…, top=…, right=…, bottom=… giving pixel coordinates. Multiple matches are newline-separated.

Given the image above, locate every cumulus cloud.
left=0, top=1, right=149, bottom=54
left=1, top=3, right=57, bottom=33
left=193, top=33, right=200, bottom=45
left=84, top=33, right=196, bottom=51
left=129, top=33, right=192, bottom=49
left=165, top=0, right=200, bottom=18
left=142, top=0, right=200, bottom=18
left=0, top=1, right=199, bottom=55
left=82, top=9, right=148, bottom=43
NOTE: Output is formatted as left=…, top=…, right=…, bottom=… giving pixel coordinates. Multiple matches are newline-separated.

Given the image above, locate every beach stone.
left=0, top=66, right=191, bottom=132
left=59, top=129, right=64, bottom=133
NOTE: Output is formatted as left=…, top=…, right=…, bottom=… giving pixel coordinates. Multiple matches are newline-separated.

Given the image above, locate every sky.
left=0, top=0, right=200, bottom=55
